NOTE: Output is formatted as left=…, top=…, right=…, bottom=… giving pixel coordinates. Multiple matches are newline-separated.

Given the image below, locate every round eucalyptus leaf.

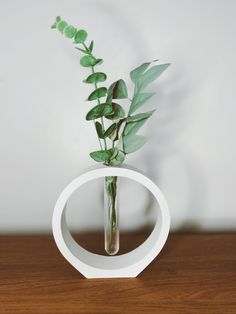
left=74, top=29, right=87, bottom=43
left=105, top=103, right=125, bottom=120
left=88, top=87, right=107, bottom=101
left=56, top=16, right=61, bottom=22
left=89, top=150, right=112, bottom=163
left=64, top=25, right=77, bottom=38
left=80, top=55, right=97, bottom=67
left=84, top=72, right=107, bottom=84
left=86, top=103, right=113, bottom=120
left=57, top=21, right=68, bottom=33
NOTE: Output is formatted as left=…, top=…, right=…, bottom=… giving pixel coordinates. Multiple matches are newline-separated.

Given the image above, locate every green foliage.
left=124, top=110, right=155, bottom=137
left=90, top=149, right=113, bottom=162
left=51, top=16, right=170, bottom=166
left=129, top=92, right=155, bottom=115
left=105, top=103, right=125, bottom=120
left=103, top=123, right=117, bottom=138
left=57, top=20, right=68, bottom=33
left=86, top=103, right=113, bottom=120
left=80, top=55, right=97, bottom=67
left=74, top=29, right=87, bottom=43
left=88, top=40, right=94, bottom=53
left=122, top=110, right=154, bottom=154
left=136, top=63, right=170, bottom=91
left=130, top=62, right=150, bottom=83
left=109, top=148, right=125, bottom=166
left=75, top=47, right=89, bottom=54
left=87, top=87, right=107, bottom=101
left=64, top=25, right=77, bottom=38
left=93, top=58, right=103, bottom=66
left=95, top=121, right=103, bottom=138
left=84, top=72, right=107, bottom=84
left=123, top=135, right=147, bottom=154
left=106, top=79, right=128, bottom=103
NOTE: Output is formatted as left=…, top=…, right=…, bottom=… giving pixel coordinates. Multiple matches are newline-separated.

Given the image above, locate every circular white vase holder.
left=52, top=165, right=170, bottom=279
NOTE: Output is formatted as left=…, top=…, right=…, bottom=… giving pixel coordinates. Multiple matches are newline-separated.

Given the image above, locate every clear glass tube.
left=104, top=176, right=119, bottom=255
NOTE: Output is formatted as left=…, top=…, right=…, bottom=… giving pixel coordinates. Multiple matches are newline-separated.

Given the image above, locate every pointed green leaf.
left=130, top=62, right=150, bottom=83
left=57, top=20, right=68, bottom=33
left=56, top=16, right=61, bottom=22
left=74, top=29, right=87, bottom=43
left=89, top=40, right=94, bottom=53
left=88, top=87, right=107, bottom=101
left=95, top=121, right=103, bottom=138
left=80, top=55, right=97, bottom=67
left=126, top=110, right=155, bottom=122
left=123, top=134, right=147, bottom=154
left=136, top=63, right=170, bottom=91
left=105, top=103, right=125, bottom=120
left=109, top=149, right=125, bottom=166
left=86, top=103, right=113, bottom=120
left=124, top=110, right=155, bottom=137
left=90, top=150, right=113, bottom=162
left=103, top=123, right=117, bottom=139
left=93, top=58, right=103, bottom=66
left=106, top=79, right=128, bottom=103
left=64, top=25, right=77, bottom=38
left=84, top=72, right=107, bottom=84
left=75, top=47, right=89, bottom=54
left=129, top=92, right=155, bottom=114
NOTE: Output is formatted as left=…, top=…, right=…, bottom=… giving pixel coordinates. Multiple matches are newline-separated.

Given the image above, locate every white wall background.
left=0, top=0, right=236, bottom=233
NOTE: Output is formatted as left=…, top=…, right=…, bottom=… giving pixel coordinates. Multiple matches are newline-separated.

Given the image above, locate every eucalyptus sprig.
left=51, top=16, right=170, bottom=167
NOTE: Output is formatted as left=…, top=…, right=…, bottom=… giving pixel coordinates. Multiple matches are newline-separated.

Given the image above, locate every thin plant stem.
left=82, top=42, right=108, bottom=151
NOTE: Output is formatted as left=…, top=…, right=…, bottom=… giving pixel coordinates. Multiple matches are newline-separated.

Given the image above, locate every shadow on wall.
left=79, top=0, right=208, bottom=232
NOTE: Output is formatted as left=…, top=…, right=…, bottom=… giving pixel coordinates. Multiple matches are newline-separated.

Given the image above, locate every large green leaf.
left=109, top=148, right=125, bottom=166
left=124, top=110, right=155, bottom=137
left=84, top=72, right=107, bottom=84
left=80, top=55, right=97, bottom=67
left=123, top=134, right=147, bottom=154
left=88, top=87, right=107, bottom=101
left=128, top=92, right=155, bottom=114
left=103, top=123, right=117, bottom=139
left=89, top=150, right=113, bottom=162
left=64, top=25, right=77, bottom=38
left=105, top=103, right=125, bottom=120
left=106, top=79, right=128, bottom=103
left=74, top=29, right=87, bottom=43
left=86, top=103, right=113, bottom=120
left=136, top=63, right=170, bottom=91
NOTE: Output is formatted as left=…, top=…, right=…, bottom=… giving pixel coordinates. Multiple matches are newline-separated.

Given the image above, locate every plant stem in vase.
left=104, top=176, right=119, bottom=255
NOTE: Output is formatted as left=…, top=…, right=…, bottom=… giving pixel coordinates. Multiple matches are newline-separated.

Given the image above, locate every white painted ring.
left=52, top=164, right=170, bottom=278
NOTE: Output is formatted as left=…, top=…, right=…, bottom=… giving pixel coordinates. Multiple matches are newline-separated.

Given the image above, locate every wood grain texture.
left=0, top=233, right=235, bottom=314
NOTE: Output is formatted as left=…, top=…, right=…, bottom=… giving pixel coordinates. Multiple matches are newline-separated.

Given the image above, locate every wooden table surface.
left=0, top=233, right=235, bottom=313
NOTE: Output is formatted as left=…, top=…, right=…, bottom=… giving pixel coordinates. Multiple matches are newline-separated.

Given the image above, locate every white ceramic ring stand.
left=52, top=164, right=170, bottom=279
